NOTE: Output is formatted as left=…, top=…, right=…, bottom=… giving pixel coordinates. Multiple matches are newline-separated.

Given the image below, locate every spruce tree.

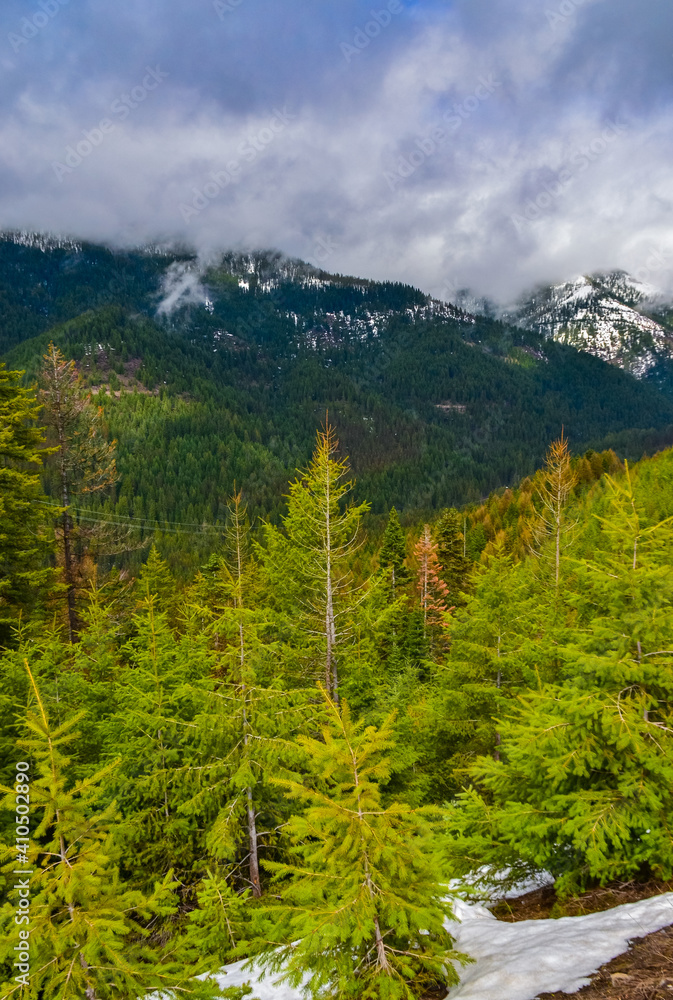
left=261, top=424, right=369, bottom=699
left=0, top=663, right=223, bottom=1000
left=450, top=466, right=673, bottom=892
left=434, top=507, right=469, bottom=600
left=253, top=692, right=465, bottom=1000
left=378, top=508, right=409, bottom=598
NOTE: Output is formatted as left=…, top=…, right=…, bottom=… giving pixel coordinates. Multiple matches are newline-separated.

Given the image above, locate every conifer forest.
left=1, top=246, right=673, bottom=998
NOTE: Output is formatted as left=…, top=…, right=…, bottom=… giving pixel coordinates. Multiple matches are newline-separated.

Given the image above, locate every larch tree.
left=414, top=525, right=452, bottom=653
left=532, top=431, right=578, bottom=589
left=39, top=344, right=117, bottom=641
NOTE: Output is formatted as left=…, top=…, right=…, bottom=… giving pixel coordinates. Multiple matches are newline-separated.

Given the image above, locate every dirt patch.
left=491, top=880, right=673, bottom=923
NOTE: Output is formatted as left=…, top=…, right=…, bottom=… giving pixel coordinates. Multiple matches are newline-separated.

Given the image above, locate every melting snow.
left=448, top=892, right=673, bottom=1000
left=208, top=892, right=673, bottom=1000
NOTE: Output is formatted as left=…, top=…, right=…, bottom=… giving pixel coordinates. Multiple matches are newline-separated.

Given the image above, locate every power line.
left=33, top=500, right=225, bottom=536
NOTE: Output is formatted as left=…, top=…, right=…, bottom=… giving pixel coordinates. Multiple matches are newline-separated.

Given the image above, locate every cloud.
left=156, top=259, right=211, bottom=316
left=1, top=0, right=672, bottom=302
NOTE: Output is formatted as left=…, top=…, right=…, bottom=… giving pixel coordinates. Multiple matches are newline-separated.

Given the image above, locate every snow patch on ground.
left=448, top=891, right=673, bottom=1000
left=211, top=892, right=673, bottom=1000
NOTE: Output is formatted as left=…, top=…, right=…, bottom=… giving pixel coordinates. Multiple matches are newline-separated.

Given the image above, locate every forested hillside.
left=3, top=234, right=673, bottom=575
left=1, top=357, right=672, bottom=998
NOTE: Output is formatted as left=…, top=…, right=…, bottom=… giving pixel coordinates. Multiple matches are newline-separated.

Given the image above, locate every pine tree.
left=0, top=364, right=54, bottom=645
left=434, top=507, right=469, bottom=600
left=252, top=692, right=466, bottom=1000
left=378, top=508, right=409, bottom=598
left=261, top=423, right=370, bottom=699
left=39, top=344, right=117, bottom=641
left=0, top=662, right=223, bottom=1000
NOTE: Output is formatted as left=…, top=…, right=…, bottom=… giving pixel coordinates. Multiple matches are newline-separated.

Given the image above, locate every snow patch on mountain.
left=2, top=230, right=83, bottom=253
left=507, top=272, right=673, bottom=377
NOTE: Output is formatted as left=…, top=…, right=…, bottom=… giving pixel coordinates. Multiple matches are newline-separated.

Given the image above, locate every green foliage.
left=0, top=364, right=54, bottom=643
left=0, top=663, right=224, bottom=1000
left=434, top=507, right=469, bottom=600
left=252, top=693, right=466, bottom=1000
left=261, top=425, right=370, bottom=697
left=4, top=238, right=673, bottom=576
left=378, top=508, right=410, bottom=596
left=106, top=595, right=215, bottom=885
left=449, top=464, right=673, bottom=893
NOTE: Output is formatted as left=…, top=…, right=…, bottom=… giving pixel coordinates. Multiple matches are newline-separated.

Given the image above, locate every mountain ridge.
left=3, top=234, right=673, bottom=571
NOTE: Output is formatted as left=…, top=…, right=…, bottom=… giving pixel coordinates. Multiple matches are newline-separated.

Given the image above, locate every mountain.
left=3, top=233, right=673, bottom=570
left=507, top=270, right=673, bottom=383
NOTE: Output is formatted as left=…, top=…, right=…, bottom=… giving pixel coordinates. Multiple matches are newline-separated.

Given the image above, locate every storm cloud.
left=1, top=0, right=672, bottom=302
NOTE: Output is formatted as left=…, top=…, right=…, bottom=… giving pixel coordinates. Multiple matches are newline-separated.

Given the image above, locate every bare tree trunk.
left=325, top=456, right=338, bottom=701
left=232, top=491, right=262, bottom=897
left=555, top=500, right=561, bottom=589
left=247, top=785, right=262, bottom=898
left=494, top=635, right=502, bottom=761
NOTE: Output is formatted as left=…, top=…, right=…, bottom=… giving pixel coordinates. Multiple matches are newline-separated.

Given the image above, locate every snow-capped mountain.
left=505, top=272, right=673, bottom=378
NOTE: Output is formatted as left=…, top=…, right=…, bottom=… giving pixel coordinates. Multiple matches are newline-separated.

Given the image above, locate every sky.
left=1, top=0, right=673, bottom=302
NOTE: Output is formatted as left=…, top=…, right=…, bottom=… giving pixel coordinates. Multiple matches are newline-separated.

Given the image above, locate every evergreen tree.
left=378, top=508, right=409, bottom=597
left=106, top=594, right=214, bottom=888
left=39, top=344, right=117, bottom=641
left=261, top=424, right=369, bottom=699
left=434, top=507, right=469, bottom=600
left=435, top=540, right=535, bottom=779
left=0, top=364, right=54, bottom=645
left=0, top=662, right=223, bottom=1000
left=253, top=692, right=465, bottom=1000
left=450, top=466, right=673, bottom=893
left=182, top=490, right=305, bottom=901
